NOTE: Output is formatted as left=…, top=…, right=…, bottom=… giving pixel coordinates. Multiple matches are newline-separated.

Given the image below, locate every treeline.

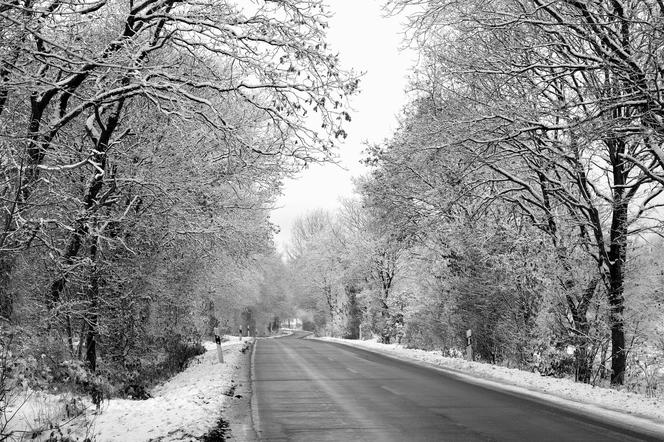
left=289, top=0, right=664, bottom=387
left=0, top=0, right=353, bottom=399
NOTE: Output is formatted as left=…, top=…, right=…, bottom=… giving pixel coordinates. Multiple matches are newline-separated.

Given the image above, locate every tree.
left=1, top=0, right=357, bottom=309
left=386, top=0, right=664, bottom=385
left=287, top=204, right=372, bottom=339
left=360, top=112, right=563, bottom=364
left=0, top=0, right=358, bottom=393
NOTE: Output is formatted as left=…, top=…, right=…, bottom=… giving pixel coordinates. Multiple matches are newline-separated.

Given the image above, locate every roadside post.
left=466, top=329, right=473, bottom=361
left=213, top=327, right=224, bottom=363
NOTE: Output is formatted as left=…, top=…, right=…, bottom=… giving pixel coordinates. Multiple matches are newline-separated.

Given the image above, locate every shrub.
left=535, top=346, right=576, bottom=378
left=163, top=340, right=206, bottom=373
left=59, top=360, right=113, bottom=410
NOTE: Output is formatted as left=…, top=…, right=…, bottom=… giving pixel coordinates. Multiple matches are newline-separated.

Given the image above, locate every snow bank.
left=85, top=338, right=251, bottom=441
left=315, top=337, right=664, bottom=426
left=4, top=337, right=251, bottom=441
left=3, top=389, right=84, bottom=440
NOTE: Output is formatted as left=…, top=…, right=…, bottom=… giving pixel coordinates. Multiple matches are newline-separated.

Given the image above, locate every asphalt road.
left=252, top=332, right=661, bottom=441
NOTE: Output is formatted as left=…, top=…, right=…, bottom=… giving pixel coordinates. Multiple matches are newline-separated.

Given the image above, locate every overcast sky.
left=270, top=0, right=414, bottom=254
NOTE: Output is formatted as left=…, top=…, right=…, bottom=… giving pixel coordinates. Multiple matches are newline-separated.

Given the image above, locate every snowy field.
left=4, top=337, right=252, bottom=441
left=315, top=336, right=664, bottom=433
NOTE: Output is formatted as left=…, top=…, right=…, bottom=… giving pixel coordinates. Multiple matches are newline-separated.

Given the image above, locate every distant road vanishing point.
left=251, top=331, right=661, bottom=441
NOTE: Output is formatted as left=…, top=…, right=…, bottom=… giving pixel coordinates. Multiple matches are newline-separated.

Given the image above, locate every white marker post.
left=213, top=327, right=224, bottom=363
left=466, top=329, right=473, bottom=361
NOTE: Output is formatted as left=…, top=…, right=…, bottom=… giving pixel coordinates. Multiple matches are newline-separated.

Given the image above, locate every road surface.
left=252, top=332, right=661, bottom=441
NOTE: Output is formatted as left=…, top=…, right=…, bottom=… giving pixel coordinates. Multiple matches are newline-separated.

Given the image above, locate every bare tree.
left=387, top=0, right=664, bottom=384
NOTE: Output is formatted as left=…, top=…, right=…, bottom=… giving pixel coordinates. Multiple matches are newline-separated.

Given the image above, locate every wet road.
left=252, top=332, right=661, bottom=441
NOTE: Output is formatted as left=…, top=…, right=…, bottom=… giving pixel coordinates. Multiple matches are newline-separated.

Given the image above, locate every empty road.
left=252, top=332, right=661, bottom=441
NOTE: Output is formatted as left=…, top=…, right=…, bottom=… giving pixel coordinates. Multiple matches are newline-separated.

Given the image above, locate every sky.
left=270, top=0, right=415, bottom=254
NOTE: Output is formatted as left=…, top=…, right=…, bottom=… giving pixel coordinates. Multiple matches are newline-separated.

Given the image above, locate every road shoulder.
left=219, top=340, right=258, bottom=441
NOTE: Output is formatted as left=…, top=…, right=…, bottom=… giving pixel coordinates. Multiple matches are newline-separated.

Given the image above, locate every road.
left=251, top=332, right=662, bottom=441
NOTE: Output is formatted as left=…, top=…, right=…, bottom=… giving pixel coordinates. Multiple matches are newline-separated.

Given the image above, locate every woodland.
left=0, top=0, right=355, bottom=429
left=2, top=0, right=664, bottom=437
left=289, top=0, right=664, bottom=392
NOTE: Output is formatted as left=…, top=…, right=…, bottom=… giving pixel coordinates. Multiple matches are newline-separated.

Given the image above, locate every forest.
left=288, top=0, right=664, bottom=391
left=0, top=0, right=355, bottom=425
left=2, top=0, right=664, bottom=437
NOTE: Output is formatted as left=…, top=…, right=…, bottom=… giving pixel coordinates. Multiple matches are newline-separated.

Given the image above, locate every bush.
left=98, top=337, right=205, bottom=399
left=163, top=340, right=206, bottom=373
left=535, top=346, right=576, bottom=378
left=375, top=313, right=404, bottom=344
left=59, top=360, right=113, bottom=410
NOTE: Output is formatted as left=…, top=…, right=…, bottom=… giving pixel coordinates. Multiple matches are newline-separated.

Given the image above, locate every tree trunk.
left=608, top=262, right=626, bottom=385
left=48, top=233, right=83, bottom=308
left=540, top=170, right=600, bottom=384
left=84, top=241, right=100, bottom=372
left=566, top=277, right=598, bottom=383
left=47, top=99, right=123, bottom=309
left=605, top=134, right=629, bottom=385
left=84, top=320, right=97, bottom=372
left=574, top=346, right=592, bottom=383
left=0, top=256, right=13, bottom=319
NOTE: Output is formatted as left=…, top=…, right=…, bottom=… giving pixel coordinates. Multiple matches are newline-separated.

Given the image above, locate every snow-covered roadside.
left=4, top=337, right=252, bottom=441
left=88, top=338, right=251, bottom=441
left=314, top=337, right=664, bottom=432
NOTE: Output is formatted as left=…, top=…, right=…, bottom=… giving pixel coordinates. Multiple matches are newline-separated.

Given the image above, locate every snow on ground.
left=86, top=337, right=251, bottom=441
left=315, top=337, right=664, bottom=431
left=4, top=336, right=252, bottom=441
left=3, top=389, right=83, bottom=441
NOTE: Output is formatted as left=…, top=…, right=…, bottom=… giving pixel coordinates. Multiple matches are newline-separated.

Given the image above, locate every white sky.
left=270, top=0, right=414, bottom=254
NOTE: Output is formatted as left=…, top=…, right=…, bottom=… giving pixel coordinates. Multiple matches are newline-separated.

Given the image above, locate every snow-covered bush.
left=163, top=337, right=206, bottom=373
left=59, top=360, right=113, bottom=411
left=534, top=344, right=576, bottom=378
left=626, top=351, right=664, bottom=398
